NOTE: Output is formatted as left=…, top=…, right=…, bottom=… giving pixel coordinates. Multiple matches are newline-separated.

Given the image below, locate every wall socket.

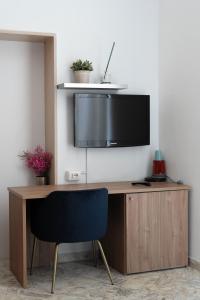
left=65, top=170, right=81, bottom=181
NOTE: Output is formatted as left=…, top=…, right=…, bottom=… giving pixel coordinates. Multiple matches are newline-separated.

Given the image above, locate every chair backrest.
left=30, top=188, right=108, bottom=243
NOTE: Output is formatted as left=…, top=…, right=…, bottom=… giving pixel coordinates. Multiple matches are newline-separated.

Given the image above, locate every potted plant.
left=19, top=145, right=52, bottom=185
left=70, top=59, right=93, bottom=83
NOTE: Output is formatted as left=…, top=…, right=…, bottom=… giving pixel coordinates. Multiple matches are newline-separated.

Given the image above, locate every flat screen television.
left=74, top=93, right=150, bottom=148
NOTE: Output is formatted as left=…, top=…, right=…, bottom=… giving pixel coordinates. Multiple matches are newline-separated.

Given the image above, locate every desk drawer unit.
left=126, top=190, right=188, bottom=274
left=103, top=189, right=188, bottom=274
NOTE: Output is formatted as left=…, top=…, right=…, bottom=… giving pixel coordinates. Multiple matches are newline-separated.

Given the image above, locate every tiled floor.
left=1, top=260, right=200, bottom=300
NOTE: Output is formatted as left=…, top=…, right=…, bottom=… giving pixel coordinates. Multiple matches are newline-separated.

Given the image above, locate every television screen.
left=74, top=93, right=150, bottom=148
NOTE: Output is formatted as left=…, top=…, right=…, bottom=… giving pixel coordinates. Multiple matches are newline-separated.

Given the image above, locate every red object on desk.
left=153, top=160, right=166, bottom=176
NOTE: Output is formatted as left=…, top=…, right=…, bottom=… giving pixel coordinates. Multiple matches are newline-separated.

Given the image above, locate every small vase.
left=36, top=176, right=48, bottom=185
left=74, top=70, right=91, bottom=83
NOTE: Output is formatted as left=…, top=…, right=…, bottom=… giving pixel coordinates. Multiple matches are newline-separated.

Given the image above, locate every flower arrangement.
left=19, top=145, right=52, bottom=176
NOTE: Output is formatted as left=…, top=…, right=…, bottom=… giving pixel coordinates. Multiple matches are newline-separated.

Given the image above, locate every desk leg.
left=9, top=193, right=27, bottom=288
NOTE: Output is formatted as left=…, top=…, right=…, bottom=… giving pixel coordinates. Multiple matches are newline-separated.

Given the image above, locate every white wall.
left=0, top=41, right=44, bottom=258
left=159, top=0, right=200, bottom=261
left=0, top=0, right=159, bottom=258
left=56, top=0, right=159, bottom=255
left=57, top=0, right=159, bottom=185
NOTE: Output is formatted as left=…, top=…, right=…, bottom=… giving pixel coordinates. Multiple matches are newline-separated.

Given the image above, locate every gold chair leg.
left=30, top=236, right=37, bottom=275
left=92, top=240, right=97, bottom=267
left=51, top=243, right=59, bottom=294
left=96, top=240, right=114, bottom=285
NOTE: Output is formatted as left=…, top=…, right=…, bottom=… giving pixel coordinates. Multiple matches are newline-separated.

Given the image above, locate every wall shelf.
left=57, top=83, right=128, bottom=90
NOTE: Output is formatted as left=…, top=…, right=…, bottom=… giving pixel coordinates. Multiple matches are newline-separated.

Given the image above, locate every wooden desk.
left=8, top=181, right=190, bottom=288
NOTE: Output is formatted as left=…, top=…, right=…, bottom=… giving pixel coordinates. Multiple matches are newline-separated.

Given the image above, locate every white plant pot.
left=74, top=70, right=91, bottom=83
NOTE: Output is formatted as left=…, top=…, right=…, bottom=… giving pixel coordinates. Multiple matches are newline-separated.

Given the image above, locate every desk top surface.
left=8, top=181, right=191, bottom=200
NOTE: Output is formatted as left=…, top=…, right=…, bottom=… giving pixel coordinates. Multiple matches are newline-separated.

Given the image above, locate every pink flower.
left=19, top=145, right=52, bottom=176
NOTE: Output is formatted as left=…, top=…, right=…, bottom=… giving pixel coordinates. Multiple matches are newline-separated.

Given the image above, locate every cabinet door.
left=126, top=190, right=188, bottom=273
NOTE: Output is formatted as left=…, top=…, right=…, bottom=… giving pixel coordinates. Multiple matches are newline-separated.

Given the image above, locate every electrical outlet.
left=66, top=171, right=81, bottom=181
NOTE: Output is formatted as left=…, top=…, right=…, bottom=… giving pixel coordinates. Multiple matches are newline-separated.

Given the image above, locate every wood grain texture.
left=8, top=182, right=191, bottom=200
left=44, top=36, right=57, bottom=184
left=8, top=182, right=190, bottom=287
left=0, top=29, right=55, bottom=42
left=126, top=190, right=188, bottom=273
left=9, top=192, right=27, bottom=288
left=102, top=194, right=126, bottom=273
left=160, top=190, right=188, bottom=267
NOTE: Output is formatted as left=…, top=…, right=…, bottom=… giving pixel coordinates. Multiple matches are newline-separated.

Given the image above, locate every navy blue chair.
left=30, top=189, right=113, bottom=293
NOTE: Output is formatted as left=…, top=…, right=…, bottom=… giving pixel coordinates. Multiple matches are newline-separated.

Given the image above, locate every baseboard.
left=189, top=257, right=200, bottom=271
left=58, top=250, right=92, bottom=263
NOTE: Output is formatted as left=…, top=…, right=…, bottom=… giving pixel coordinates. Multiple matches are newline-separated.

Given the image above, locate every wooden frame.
left=0, top=29, right=57, bottom=183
